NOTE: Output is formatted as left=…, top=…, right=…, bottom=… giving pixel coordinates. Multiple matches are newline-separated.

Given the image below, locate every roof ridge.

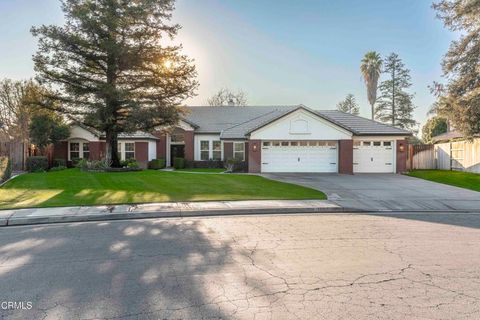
left=221, top=107, right=296, bottom=133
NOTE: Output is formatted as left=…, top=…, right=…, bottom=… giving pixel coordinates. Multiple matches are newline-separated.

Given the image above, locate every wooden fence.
left=0, top=141, right=25, bottom=171
left=407, top=138, right=480, bottom=173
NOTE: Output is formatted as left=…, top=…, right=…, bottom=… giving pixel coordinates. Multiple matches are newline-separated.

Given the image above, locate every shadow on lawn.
left=0, top=219, right=243, bottom=319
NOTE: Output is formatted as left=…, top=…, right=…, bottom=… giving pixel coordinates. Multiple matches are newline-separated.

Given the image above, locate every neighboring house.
left=431, top=131, right=480, bottom=173
left=55, top=105, right=411, bottom=173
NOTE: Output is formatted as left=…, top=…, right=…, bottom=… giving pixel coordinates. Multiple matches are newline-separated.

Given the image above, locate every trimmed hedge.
left=53, top=158, right=66, bottom=167
left=0, top=157, right=12, bottom=183
left=173, top=157, right=185, bottom=169
left=26, top=156, right=49, bottom=172
left=148, top=159, right=166, bottom=170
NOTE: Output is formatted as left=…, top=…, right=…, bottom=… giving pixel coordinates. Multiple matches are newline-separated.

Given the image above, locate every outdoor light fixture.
left=253, top=143, right=258, bottom=152
left=399, top=143, right=405, bottom=152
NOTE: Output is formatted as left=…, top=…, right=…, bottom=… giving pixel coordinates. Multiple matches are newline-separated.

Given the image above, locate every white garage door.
left=353, top=140, right=394, bottom=173
left=261, top=141, right=338, bottom=173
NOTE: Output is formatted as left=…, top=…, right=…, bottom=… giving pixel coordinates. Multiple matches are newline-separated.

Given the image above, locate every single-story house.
left=54, top=105, right=411, bottom=173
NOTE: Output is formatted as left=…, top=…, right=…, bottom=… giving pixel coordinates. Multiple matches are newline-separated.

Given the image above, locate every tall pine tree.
left=432, top=0, right=480, bottom=138
left=336, top=94, right=360, bottom=115
left=31, top=0, right=198, bottom=167
left=375, top=53, right=417, bottom=130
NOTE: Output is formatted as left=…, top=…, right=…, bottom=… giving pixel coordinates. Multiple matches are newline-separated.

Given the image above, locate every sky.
left=0, top=0, right=456, bottom=128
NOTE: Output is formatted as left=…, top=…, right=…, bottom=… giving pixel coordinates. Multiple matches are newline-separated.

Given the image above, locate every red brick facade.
left=338, top=140, right=353, bottom=174
left=184, top=131, right=194, bottom=161
left=247, top=140, right=261, bottom=173
left=396, top=139, right=407, bottom=173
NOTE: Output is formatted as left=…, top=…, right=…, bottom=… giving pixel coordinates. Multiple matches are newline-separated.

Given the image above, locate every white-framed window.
left=82, top=143, right=90, bottom=159
left=70, top=142, right=80, bottom=160
left=69, top=141, right=90, bottom=161
left=200, top=140, right=209, bottom=160
left=234, top=142, right=245, bottom=161
left=125, top=142, right=135, bottom=159
left=212, top=141, right=222, bottom=160
left=117, top=142, right=136, bottom=160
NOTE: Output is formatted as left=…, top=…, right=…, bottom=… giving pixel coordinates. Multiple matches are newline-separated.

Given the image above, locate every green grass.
left=175, top=168, right=225, bottom=173
left=407, top=170, right=480, bottom=192
left=0, top=168, right=326, bottom=209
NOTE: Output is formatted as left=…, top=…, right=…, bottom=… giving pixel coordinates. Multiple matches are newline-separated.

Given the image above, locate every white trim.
left=117, top=141, right=135, bottom=161
left=250, top=109, right=352, bottom=140
left=194, top=134, right=223, bottom=161
left=233, top=142, right=245, bottom=161
left=68, top=139, right=90, bottom=161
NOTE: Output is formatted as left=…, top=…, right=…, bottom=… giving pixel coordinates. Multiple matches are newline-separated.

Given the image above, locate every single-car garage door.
left=261, top=141, right=338, bottom=173
left=353, top=140, right=394, bottom=173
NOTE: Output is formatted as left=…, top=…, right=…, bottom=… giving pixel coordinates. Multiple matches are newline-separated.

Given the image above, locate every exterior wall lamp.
left=252, top=143, right=258, bottom=152
left=399, top=143, right=405, bottom=152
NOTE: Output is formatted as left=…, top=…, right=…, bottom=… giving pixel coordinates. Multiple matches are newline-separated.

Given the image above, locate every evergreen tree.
left=422, top=116, right=448, bottom=144
left=431, top=0, right=480, bottom=138
left=375, top=53, right=417, bottom=130
left=336, top=94, right=359, bottom=115
left=31, top=0, right=198, bottom=167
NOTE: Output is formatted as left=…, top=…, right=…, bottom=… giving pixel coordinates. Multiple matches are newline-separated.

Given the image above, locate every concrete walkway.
left=263, top=173, right=480, bottom=212
left=0, top=200, right=346, bottom=227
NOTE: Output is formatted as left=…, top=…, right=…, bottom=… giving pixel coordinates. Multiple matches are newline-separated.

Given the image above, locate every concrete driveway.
left=262, top=173, right=480, bottom=211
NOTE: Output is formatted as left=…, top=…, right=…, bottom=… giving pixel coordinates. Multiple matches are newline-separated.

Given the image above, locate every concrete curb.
left=0, top=200, right=360, bottom=227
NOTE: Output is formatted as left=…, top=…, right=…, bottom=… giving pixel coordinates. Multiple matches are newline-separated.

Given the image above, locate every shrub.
left=173, top=157, right=185, bottom=169
left=26, top=156, right=48, bottom=172
left=224, top=158, right=245, bottom=173
left=0, top=157, right=12, bottom=183
left=148, top=159, right=165, bottom=170
left=49, top=165, right=67, bottom=172
left=53, top=158, right=66, bottom=167
left=120, top=158, right=139, bottom=168
left=77, top=159, right=111, bottom=171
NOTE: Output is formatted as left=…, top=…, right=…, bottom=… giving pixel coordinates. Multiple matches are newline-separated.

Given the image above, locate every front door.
left=170, top=144, right=185, bottom=166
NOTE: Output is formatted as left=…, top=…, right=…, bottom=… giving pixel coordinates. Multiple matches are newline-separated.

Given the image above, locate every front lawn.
left=0, top=169, right=326, bottom=209
left=407, top=170, right=480, bottom=192
left=175, top=168, right=225, bottom=173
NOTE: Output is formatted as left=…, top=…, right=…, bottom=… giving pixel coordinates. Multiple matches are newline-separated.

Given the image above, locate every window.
left=82, top=143, right=90, bottom=159
left=263, top=141, right=271, bottom=147
left=273, top=141, right=280, bottom=147
left=362, top=141, right=371, bottom=146
left=290, top=141, right=298, bottom=146
left=383, top=141, right=392, bottom=146
left=200, top=141, right=209, bottom=160
left=373, top=141, right=381, bottom=146
left=234, top=142, right=245, bottom=161
left=70, top=142, right=80, bottom=160
left=308, top=141, right=317, bottom=146
left=318, top=141, right=326, bottom=147
left=125, top=142, right=135, bottom=159
left=171, top=133, right=184, bottom=143
left=281, top=141, right=289, bottom=146
left=212, top=141, right=222, bottom=160
left=300, top=141, right=308, bottom=146
left=327, top=141, right=336, bottom=147
left=353, top=141, right=361, bottom=147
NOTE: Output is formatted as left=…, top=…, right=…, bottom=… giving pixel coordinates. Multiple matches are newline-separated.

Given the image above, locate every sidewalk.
left=0, top=200, right=352, bottom=227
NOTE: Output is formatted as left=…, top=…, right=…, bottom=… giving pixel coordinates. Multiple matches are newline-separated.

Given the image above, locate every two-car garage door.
left=261, top=141, right=338, bottom=173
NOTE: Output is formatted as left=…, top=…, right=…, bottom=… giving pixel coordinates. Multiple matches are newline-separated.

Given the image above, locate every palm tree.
left=360, top=51, right=382, bottom=119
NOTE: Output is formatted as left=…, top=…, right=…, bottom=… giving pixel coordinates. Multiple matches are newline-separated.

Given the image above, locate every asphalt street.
left=1, top=213, right=480, bottom=319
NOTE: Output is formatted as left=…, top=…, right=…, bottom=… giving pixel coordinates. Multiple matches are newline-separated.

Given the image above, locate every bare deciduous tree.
left=207, top=88, right=247, bottom=106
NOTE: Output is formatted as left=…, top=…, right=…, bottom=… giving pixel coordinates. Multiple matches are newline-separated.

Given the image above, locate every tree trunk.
left=105, top=129, right=121, bottom=167
left=371, top=103, right=375, bottom=120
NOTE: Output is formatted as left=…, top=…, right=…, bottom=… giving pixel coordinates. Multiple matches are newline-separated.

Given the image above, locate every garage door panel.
left=261, top=141, right=338, bottom=173
left=353, top=141, right=394, bottom=173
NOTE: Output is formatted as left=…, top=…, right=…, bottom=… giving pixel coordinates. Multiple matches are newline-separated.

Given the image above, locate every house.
left=54, top=105, right=411, bottom=173
left=430, top=131, right=480, bottom=173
